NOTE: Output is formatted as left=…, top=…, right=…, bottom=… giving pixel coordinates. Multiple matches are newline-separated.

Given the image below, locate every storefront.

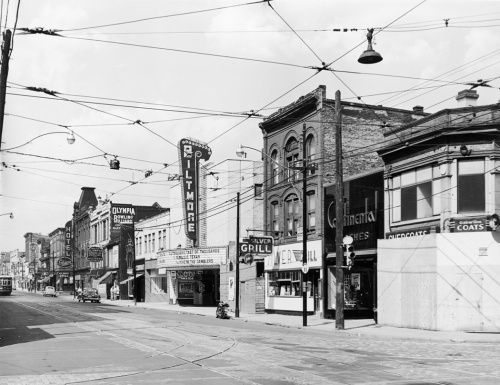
left=157, top=246, right=227, bottom=306
left=264, top=239, right=322, bottom=315
left=324, top=170, right=384, bottom=319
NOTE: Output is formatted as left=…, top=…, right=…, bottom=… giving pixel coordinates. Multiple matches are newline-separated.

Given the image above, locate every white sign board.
left=98, top=284, right=107, bottom=295
left=264, top=240, right=322, bottom=271
left=157, top=246, right=227, bottom=269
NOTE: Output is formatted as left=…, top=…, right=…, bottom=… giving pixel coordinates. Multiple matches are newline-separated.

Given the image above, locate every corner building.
left=259, top=85, right=423, bottom=317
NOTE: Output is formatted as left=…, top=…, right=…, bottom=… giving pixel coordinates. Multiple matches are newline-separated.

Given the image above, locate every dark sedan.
left=78, top=288, right=101, bottom=303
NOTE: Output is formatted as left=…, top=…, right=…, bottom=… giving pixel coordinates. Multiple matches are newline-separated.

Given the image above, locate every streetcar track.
left=7, top=299, right=249, bottom=384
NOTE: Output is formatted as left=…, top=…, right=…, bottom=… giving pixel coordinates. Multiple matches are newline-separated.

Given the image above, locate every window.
left=270, top=201, right=279, bottom=235
left=152, top=233, right=155, bottom=252
left=150, top=276, right=168, bottom=294
left=285, top=194, right=300, bottom=236
left=158, top=231, right=162, bottom=249
left=136, top=238, right=139, bottom=255
left=285, top=138, right=299, bottom=181
left=139, top=237, right=142, bottom=254
left=254, top=184, right=263, bottom=199
left=458, top=159, right=485, bottom=213
left=103, top=220, right=107, bottom=240
left=268, top=271, right=302, bottom=296
left=163, top=230, right=166, bottom=250
left=307, top=191, right=316, bottom=230
left=271, top=150, right=279, bottom=185
left=393, top=166, right=440, bottom=222
left=305, top=134, right=316, bottom=175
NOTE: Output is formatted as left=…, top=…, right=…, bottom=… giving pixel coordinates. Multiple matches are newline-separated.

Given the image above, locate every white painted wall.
left=378, top=232, right=500, bottom=331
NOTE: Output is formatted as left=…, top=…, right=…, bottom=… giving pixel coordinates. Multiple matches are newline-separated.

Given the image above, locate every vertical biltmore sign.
left=178, top=138, right=212, bottom=244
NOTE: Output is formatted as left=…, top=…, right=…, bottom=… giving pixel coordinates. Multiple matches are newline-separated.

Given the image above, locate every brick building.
left=259, top=85, right=424, bottom=317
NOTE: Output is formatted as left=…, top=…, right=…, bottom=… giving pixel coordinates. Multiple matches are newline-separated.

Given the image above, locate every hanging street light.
left=358, top=28, right=383, bottom=64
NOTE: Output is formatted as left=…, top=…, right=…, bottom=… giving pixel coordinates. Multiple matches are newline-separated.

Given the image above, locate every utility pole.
left=302, top=124, right=308, bottom=327
left=0, top=29, right=11, bottom=150
left=235, top=192, right=240, bottom=318
left=335, top=90, right=345, bottom=330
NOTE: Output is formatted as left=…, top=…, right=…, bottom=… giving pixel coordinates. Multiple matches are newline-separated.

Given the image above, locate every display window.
left=342, top=268, right=374, bottom=309
left=178, top=281, right=195, bottom=299
left=268, top=270, right=315, bottom=297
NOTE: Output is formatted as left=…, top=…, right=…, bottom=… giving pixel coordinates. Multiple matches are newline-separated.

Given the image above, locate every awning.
left=56, top=279, right=60, bottom=284
left=95, top=271, right=114, bottom=285
left=119, top=274, right=143, bottom=284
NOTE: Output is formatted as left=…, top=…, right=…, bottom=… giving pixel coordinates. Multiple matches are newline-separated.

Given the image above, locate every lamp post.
left=0, top=212, right=13, bottom=219
left=237, top=125, right=316, bottom=327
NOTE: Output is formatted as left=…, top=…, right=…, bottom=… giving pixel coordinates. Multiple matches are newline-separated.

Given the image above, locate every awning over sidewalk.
left=95, top=271, right=114, bottom=285
left=119, top=274, right=143, bottom=284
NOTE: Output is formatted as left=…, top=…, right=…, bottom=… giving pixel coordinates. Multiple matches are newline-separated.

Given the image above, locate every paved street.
left=1, top=291, right=500, bottom=385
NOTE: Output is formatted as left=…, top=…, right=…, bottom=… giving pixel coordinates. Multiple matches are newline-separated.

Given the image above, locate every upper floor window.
left=255, top=184, right=263, bottom=199
left=285, top=194, right=300, bottom=236
left=285, top=138, right=299, bottom=182
left=458, top=159, right=485, bottom=213
left=305, top=134, right=316, bottom=176
left=271, top=150, right=279, bottom=185
left=163, top=230, right=167, bottom=250
left=392, top=165, right=441, bottom=222
left=307, top=191, right=316, bottom=230
left=271, top=201, right=279, bottom=235
left=152, top=233, right=155, bottom=252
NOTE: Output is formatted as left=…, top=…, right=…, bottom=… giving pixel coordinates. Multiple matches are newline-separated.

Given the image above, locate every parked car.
left=78, top=288, right=101, bottom=303
left=43, top=286, right=56, bottom=297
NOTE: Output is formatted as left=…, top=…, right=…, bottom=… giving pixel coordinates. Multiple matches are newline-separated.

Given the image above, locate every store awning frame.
left=119, top=274, right=143, bottom=284
left=95, top=271, right=114, bottom=285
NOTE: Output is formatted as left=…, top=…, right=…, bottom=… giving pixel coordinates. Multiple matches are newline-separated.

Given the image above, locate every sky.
left=1, top=0, right=499, bottom=253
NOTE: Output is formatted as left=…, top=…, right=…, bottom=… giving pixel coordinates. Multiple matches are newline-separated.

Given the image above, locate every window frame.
left=285, top=194, right=300, bottom=237
left=457, top=159, right=485, bottom=213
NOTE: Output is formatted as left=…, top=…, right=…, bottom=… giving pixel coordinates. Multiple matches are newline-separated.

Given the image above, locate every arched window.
left=271, top=150, right=279, bottom=185
left=270, top=201, right=280, bottom=236
left=285, top=137, right=299, bottom=181
left=305, top=134, right=316, bottom=176
left=307, top=191, right=316, bottom=231
left=285, top=194, right=300, bottom=237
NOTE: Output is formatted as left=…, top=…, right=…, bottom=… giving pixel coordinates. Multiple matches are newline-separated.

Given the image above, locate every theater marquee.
left=157, top=247, right=227, bottom=269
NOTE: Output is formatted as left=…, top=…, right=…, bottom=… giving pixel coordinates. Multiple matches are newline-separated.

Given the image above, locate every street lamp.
left=358, top=28, right=383, bottom=64
left=0, top=212, right=13, bottom=219
left=236, top=126, right=316, bottom=327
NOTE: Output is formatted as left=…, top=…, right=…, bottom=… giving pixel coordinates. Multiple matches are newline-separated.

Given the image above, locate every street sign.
left=244, top=253, right=254, bottom=265
left=239, top=236, right=273, bottom=255
left=342, top=235, right=353, bottom=245
left=301, top=265, right=309, bottom=274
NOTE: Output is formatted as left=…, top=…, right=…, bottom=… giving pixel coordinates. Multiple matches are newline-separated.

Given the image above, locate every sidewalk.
left=51, top=291, right=500, bottom=344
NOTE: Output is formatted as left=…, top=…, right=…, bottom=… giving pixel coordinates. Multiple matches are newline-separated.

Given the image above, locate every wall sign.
left=178, top=138, right=212, bottom=244
left=452, top=217, right=487, bottom=232
left=59, top=220, right=74, bottom=269
left=157, top=246, right=227, bottom=269
left=111, top=204, right=135, bottom=232
left=386, top=226, right=439, bottom=239
left=264, top=240, right=322, bottom=271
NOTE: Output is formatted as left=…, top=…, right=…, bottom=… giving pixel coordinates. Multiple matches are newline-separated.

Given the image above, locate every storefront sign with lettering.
left=264, top=240, right=322, bottom=271
left=386, top=226, right=439, bottom=239
left=157, top=246, right=227, bottom=269
left=178, top=138, right=212, bottom=243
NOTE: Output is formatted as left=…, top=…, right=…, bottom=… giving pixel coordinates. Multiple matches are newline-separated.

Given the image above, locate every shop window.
left=268, top=271, right=301, bottom=296
left=307, top=191, right=315, bottom=231
left=458, top=159, right=485, bottom=213
left=271, top=150, right=279, bottom=185
left=150, top=276, right=168, bottom=294
left=285, top=194, right=300, bottom=236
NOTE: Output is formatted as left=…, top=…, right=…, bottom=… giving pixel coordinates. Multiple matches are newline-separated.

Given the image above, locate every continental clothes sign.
left=157, top=247, right=227, bottom=269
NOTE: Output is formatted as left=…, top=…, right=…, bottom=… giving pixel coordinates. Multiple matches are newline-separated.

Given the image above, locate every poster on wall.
left=228, top=277, right=234, bottom=301
left=351, top=273, right=361, bottom=291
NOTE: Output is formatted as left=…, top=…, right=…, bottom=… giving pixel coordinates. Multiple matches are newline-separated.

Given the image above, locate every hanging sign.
left=87, top=247, right=103, bottom=262
left=59, top=220, right=73, bottom=269
left=178, top=138, right=212, bottom=243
